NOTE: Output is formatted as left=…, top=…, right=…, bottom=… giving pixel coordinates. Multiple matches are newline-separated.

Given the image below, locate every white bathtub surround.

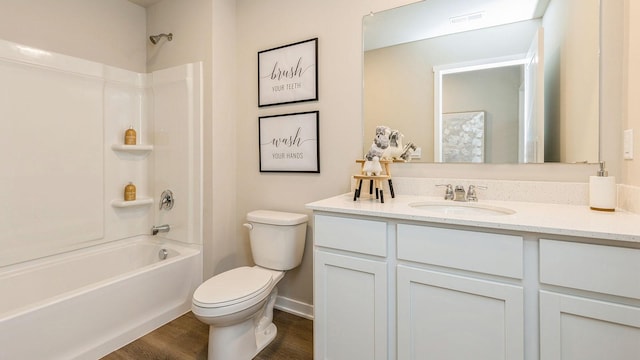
left=0, top=236, right=202, bottom=360
left=0, top=38, right=203, bottom=265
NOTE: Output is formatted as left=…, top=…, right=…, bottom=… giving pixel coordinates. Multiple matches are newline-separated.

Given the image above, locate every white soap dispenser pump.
left=589, top=161, right=616, bottom=212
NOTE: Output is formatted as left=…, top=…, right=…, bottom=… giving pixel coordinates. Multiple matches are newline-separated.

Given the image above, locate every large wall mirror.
left=363, top=0, right=600, bottom=164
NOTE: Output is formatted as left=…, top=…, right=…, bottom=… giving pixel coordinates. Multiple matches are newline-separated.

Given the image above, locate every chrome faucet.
left=436, top=184, right=454, bottom=200
left=453, top=185, right=466, bottom=201
left=466, top=185, right=487, bottom=202
left=151, top=224, right=170, bottom=235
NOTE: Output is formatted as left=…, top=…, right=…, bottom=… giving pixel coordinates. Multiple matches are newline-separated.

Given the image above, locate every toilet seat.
left=193, top=266, right=273, bottom=309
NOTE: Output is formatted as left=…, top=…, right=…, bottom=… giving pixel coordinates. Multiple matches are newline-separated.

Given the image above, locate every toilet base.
left=205, top=287, right=279, bottom=360
left=255, top=323, right=277, bottom=355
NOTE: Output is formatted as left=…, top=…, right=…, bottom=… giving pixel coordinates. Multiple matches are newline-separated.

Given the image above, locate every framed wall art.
left=441, top=111, right=485, bottom=163
left=258, top=38, right=318, bottom=107
left=259, top=111, right=320, bottom=173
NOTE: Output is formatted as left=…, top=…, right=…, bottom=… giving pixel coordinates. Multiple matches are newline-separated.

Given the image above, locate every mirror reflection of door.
left=435, top=56, right=528, bottom=163
left=522, top=27, right=545, bottom=163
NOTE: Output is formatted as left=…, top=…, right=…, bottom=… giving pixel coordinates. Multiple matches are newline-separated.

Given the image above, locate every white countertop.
left=306, top=194, right=640, bottom=244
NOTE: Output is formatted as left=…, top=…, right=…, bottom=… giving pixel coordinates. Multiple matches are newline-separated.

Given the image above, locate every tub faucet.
left=152, top=224, right=170, bottom=235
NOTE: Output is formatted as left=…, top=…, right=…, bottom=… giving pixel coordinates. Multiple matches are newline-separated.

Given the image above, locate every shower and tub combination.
left=0, top=37, right=203, bottom=359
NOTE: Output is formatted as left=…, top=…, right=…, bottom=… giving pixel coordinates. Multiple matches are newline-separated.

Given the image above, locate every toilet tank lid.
left=247, top=210, right=308, bottom=225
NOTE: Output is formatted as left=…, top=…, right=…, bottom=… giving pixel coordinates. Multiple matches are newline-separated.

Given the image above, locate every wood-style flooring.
left=102, top=310, right=313, bottom=360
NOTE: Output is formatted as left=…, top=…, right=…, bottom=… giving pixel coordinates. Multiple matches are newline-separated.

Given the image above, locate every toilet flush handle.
left=243, top=223, right=253, bottom=230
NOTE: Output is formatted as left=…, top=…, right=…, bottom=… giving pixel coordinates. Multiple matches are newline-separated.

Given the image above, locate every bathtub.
left=0, top=235, right=202, bottom=360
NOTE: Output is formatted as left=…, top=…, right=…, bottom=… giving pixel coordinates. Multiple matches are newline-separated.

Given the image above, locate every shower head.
left=149, top=33, right=173, bottom=45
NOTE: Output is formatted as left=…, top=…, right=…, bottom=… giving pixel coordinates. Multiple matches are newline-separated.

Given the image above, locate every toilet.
left=192, top=210, right=308, bottom=360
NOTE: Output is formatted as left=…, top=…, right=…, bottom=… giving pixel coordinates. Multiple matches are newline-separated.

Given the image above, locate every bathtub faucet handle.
left=152, top=224, right=170, bottom=235
left=159, top=190, right=174, bottom=210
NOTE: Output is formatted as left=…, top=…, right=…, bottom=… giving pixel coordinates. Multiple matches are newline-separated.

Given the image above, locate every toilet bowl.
left=192, top=210, right=308, bottom=360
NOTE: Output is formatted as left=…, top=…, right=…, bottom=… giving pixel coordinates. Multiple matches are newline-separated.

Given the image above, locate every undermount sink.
left=409, top=201, right=516, bottom=216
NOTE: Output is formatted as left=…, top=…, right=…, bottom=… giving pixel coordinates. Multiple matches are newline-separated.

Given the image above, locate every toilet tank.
left=246, top=210, right=308, bottom=270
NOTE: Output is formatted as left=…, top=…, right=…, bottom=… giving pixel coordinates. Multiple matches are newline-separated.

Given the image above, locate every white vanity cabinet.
left=311, top=207, right=640, bottom=360
left=396, top=224, right=525, bottom=360
left=539, top=239, right=640, bottom=360
left=313, top=214, right=389, bottom=360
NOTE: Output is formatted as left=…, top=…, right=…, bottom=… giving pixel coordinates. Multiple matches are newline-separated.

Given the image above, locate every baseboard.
left=275, top=295, right=314, bottom=320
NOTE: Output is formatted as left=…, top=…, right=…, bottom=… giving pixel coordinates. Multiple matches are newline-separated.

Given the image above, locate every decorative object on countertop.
left=124, top=126, right=136, bottom=145
left=355, top=125, right=411, bottom=203
left=382, top=129, right=404, bottom=159
left=353, top=158, right=396, bottom=203
left=363, top=156, right=382, bottom=176
left=589, top=161, right=616, bottom=211
left=364, top=125, right=390, bottom=169
left=124, top=182, right=136, bottom=201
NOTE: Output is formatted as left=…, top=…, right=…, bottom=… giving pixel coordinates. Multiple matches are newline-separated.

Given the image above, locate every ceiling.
left=364, top=0, right=549, bottom=51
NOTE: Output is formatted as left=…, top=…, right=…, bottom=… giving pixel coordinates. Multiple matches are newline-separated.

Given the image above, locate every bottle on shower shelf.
left=124, top=126, right=137, bottom=145
left=124, top=182, right=136, bottom=201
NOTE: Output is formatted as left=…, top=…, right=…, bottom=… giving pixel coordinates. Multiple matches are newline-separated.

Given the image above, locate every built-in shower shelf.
left=110, top=198, right=153, bottom=208
left=111, top=144, right=154, bottom=153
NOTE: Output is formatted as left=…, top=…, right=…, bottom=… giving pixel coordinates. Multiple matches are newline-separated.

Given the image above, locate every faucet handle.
left=159, top=189, right=174, bottom=210
left=466, top=185, right=487, bottom=202
left=436, top=184, right=454, bottom=200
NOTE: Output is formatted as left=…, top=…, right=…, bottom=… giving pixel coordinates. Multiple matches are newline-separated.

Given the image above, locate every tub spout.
left=152, top=224, right=170, bottom=235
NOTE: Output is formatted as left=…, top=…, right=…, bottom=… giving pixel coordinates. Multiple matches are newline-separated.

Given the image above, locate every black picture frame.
left=258, top=38, right=318, bottom=107
left=259, top=111, right=320, bottom=173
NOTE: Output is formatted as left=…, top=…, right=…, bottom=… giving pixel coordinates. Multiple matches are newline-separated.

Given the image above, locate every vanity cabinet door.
left=397, top=265, right=524, bottom=360
left=540, top=291, right=640, bottom=360
left=314, top=250, right=388, bottom=360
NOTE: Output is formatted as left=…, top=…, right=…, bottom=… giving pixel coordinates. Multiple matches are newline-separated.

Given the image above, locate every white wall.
left=235, top=0, right=419, bottom=310
left=0, top=0, right=146, bottom=72
left=624, top=0, right=640, bottom=186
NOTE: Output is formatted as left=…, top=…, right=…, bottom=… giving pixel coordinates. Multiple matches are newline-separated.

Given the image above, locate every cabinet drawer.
left=314, top=215, right=387, bottom=256
left=540, top=239, right=640, bottom=299
left=397, top=224, right=523, bottom=279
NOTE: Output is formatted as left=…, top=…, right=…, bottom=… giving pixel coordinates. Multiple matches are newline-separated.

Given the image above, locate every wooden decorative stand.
left=353, top=159, right=395, bottom=203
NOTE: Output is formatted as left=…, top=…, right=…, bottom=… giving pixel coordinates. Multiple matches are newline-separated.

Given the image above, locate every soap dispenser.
left=589, top=162, right=616, bottom=211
